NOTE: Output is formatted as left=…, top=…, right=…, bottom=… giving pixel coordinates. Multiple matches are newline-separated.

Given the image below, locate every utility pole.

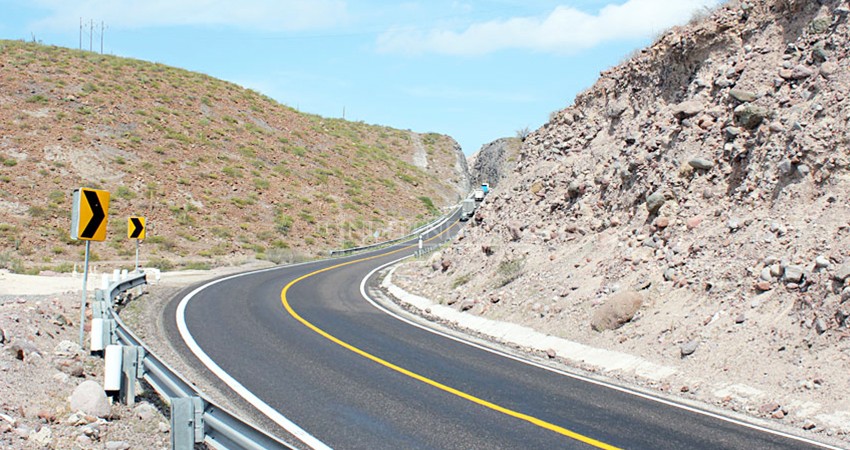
left=89, top=19, right=93, bottom=52
left=79, top=18, right=82, bottom=50
left=100, top=22, right=104, bottom=54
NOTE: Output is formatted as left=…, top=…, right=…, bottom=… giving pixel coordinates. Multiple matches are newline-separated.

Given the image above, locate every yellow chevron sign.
left=128, top=216, right=146, bottom=240
left=71, top=188, right=110, bottom=241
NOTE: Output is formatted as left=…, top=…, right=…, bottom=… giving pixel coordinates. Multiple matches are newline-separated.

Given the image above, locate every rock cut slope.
left=398, top=0, right=850, bottom=440
left=467, top=137, right=522, bottom=189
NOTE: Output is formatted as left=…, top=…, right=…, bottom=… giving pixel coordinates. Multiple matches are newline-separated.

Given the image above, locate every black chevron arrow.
left=81, top=190, right=106, bottom=239
left=129, top=217, right=144, bottom=239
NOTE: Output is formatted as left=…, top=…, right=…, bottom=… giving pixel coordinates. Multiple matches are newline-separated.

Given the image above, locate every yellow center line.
left=280, top=221, right=620, bottom=450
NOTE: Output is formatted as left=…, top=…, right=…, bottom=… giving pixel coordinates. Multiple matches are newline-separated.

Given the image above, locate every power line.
left=79, top=18, right=107, bottom=54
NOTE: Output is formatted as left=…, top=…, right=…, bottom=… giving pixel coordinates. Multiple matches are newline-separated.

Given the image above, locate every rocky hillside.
left=467, top=137, right=521, bottom=189
left=398, top=0, right=850, bottom=439
left=0, top=40, right=469, bottom=273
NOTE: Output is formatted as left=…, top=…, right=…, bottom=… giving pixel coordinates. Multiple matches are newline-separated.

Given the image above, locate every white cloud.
left=28, top=0, right=348, bottom=32
left=377, top=0, right=721, bottom=55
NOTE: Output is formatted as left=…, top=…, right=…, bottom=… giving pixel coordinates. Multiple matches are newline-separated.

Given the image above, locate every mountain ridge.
left=0, top=40, right=470, bottom=272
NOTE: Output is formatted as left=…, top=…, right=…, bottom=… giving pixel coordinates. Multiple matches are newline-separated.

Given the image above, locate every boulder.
left=440, top=258, right=451, bottom=272
left=9, top=340, right=40, bottom=361
left=734, top=104, right=769, bottom=129
left=814, top=318, right=828, bottom=335
left=834, top=263, right=850, bottom=282
left=134, top=402, right=159, bottom=421
left=507, top=223, right=522, bottom=242
left=672, top=101, right=703, bottom=120
left=680, top=340, right=699, bottom=357
left=69, top=381, right=111, bottom=418
left=779, top=64, right=814, bottom=80
left=783, top=265, right=804, bottom=283
left=57, top=359, right=85, bottom=378
left=810, top=16, right=831, bottom=34
left=645, top=192, right=666, bottom=214
left=686, top=216, right=702, bottom=229
left=729, top=89, right=758, bottom=103
left=688, top=158, right=714, bottom=170
left=590, top=291, right=643, bottom=331
left=54, top=340, right=83, bottom=358
left=606, top=102, right=628, bottom=119
left=29, top=426, right=52, bottom=446
left=428, top=252, right=443, bottom=271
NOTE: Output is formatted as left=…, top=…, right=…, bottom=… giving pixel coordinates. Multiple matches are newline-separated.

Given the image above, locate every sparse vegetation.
left=147, top=257, right=174, bottom=271
left=418, top=196, right=439, bottom=215
left=275, top=213, right=294, bottom=235
left=222, top=166, right=242, bottom=178
left=452, top=273, right=472, bottom=289
left=26, top=94, right=48, bottom=104
left=515, top=126, right=531, bottom=140
left=496, top=258, right=524, bottom=287
left=0, top=39, right=463, bottom=272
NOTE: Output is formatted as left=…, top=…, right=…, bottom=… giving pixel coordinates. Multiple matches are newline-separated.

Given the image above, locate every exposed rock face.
left=450, top=139, right=473, bottom=198
left=439, top=0, right=850, bottom=341
left=397, top=0, right=850, bottom=438
left=468, top=137, right=522, bottom=190
left=417, top=132, right=472, bottom=201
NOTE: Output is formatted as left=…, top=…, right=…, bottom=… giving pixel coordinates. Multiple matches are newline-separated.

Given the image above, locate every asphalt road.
left=168, top=216, right=835, bottom=450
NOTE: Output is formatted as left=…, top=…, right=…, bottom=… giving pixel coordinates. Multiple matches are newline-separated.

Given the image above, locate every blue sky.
left=0, top=0, right=720, bottom=155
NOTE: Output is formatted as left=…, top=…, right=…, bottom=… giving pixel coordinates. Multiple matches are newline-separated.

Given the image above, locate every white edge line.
left=359, top=256, right=843, bottom=450
left=176, top=264, right=333, bottom=450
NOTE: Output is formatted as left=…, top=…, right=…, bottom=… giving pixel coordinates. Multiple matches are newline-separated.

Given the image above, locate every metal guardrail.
left=92, top=271, right=295, bottom=450
left=328, top=207, right=458, bottom=257
left=87, top=208, right=461, bottom=448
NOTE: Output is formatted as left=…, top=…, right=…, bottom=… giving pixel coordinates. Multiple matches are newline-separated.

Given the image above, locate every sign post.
left=128, top=216, right=146, bottom=271
left=71, top=188, right=110, bottom=347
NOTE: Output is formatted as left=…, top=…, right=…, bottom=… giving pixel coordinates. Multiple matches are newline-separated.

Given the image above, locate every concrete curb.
left=381, top=265, right=678, bottom=382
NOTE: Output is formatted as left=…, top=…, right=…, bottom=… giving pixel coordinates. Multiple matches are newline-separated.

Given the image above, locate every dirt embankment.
left=397, top=0, right=850, bottom=443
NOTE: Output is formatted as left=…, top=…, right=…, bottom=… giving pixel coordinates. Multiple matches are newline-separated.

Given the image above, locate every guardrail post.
left=91, top=317, right=115, bottom=354
left=104, top=318, right=116, bottom=347
left=171, top=396, right=204, bottom=449
left=104, top=344, right=123, bottom=393
left=91, top=289, right=112, bottom=354
left=90, top=318, right=104, bottom=353
left=92, top=296, right=105, bottom=319
left=119, top=345, right=145, bottom=406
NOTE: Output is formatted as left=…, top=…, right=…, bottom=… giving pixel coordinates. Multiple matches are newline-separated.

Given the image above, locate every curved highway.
left=166, top=214, right=835, bottom=450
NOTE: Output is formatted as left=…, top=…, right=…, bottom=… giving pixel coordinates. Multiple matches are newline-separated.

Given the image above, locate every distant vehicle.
left=460, top=198, right=476, bottom=221
left=473, top=189, right=485, bottom=202
left=481, top=183, right=489, bottom=194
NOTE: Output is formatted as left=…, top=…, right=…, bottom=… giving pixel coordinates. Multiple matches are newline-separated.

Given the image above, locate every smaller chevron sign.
left=128, top=216, right=146, bottom=240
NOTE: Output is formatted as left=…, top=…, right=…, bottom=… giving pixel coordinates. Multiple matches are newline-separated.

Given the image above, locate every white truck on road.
left=460, top=198, right=476, bottom=221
